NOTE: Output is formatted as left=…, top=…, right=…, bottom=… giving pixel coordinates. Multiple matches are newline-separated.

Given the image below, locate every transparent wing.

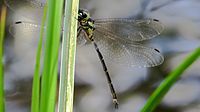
left=9, top=21, right=44, bottom=38
left=8, top=21, right=45, bottom=51
left=77, top=27, right=88, bottom=46
left=10, top=22, right=87, bottom=46
left=93, top=29, right=164, bottom=67
left=4, top=0, right=45, bottom=21
left=94, top=18, right=164, bottom=42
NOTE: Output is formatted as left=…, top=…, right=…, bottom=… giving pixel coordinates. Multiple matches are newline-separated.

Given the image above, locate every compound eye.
left=82, top=13, right=87, bottom=18
left=78, top=9, right=83, bottom=14
left=79, top=12, right=83, bottom=16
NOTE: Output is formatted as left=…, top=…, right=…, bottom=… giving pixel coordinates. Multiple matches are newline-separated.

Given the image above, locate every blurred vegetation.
left=58, top=0, right=79, bottom=112
left=142, top=47, right=200, bottom=112
left=39, top=0, right=64, bottom=112
left=0, top=3, right=7, bottom=112
left=31, top=4, right=47, bottom=112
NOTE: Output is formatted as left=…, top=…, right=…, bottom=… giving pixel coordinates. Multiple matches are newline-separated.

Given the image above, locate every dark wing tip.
left=153, top=19, right=159, bottom=22
left=154, top=48, right=160, bottom=53
left=15, top=21, right=22, bottom=24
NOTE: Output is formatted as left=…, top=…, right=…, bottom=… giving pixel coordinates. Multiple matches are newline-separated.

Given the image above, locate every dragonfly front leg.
left=77, top=26, right=82, bottom=37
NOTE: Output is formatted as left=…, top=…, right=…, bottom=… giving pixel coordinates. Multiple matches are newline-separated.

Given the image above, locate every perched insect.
left=77, top=9, right=164, bottom=108
left=5, top=0, right=164, bottom=108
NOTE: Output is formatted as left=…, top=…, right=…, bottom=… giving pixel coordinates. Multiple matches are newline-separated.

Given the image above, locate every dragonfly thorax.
left=78, top=9, right=95, bottom=41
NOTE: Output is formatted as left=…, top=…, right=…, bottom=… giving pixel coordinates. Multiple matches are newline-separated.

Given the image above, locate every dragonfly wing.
left=94, top=18, right=164, bottom=42
left=93, top=29, right=164, bottom=67
left=10, top=22, right=87, bottom=46
left=9, top=21, right=44, bottom=38
left=77, top=27, right=90, bottom=46
left=5, top=0, right=45, bottom=21
left=9, top=21, right=45, bottom=49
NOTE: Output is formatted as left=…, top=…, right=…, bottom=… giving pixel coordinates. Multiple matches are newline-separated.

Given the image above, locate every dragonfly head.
left=78, top=9, right=90, bottom=22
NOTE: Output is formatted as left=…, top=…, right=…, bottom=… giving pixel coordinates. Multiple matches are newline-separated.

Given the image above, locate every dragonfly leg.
left=93, top=41, right=119, bottom=109
left=77, top=27, right=82, bottom=37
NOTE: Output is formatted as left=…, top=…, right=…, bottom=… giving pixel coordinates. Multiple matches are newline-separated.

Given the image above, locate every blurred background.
left=1, top=0, right=200, bottom=112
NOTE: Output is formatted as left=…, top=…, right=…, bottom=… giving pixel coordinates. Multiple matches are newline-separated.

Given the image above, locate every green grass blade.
left=40, top=0, right=64, bottom=112
left=31, top=4, right=47, bottom=112
left=57, top=0, right=79, bottom=111
left=141, top=47, right=200, bottom=112
left=0, top=4, right=7, bottom=112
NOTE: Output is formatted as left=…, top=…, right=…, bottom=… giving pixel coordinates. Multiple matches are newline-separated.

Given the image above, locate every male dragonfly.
left=5, top=0, right=164, bottom=109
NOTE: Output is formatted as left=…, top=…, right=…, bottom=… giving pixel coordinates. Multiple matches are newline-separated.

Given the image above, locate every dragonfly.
left=77, top=9, right=164, bottom=108
left=5, top=0, right=164, bottom=109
